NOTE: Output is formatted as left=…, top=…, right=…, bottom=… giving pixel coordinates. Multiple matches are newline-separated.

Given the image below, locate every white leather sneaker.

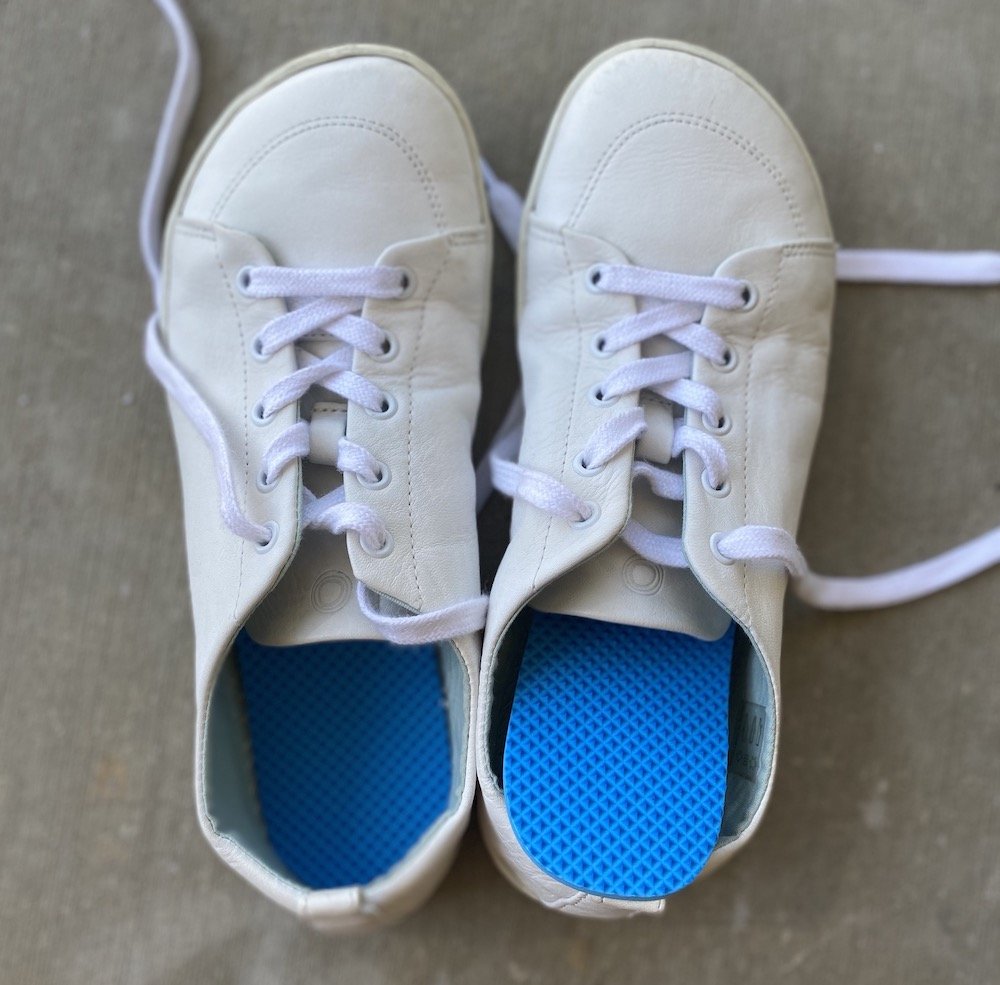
left=480, top=39, right=836, bottom=917
left=145, top=45, right=490, bottom=931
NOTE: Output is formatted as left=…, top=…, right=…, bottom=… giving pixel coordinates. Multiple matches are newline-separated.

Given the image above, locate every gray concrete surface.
left=0, top=0, right=998, bottom=982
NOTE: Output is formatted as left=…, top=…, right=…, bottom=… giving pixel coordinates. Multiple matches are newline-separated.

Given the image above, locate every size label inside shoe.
left=730, top=700, right=766, bottom=783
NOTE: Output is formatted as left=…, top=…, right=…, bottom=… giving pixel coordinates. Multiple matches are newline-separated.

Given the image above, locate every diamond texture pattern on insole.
left=504, top=610, right=735, bottom=899
left=236, top=631, right=452, bottom=889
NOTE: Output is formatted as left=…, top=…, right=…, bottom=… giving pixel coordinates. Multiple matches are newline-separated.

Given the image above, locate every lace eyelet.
left=710, top=531, right=735, bottom=565
left=714, top=346, right=738, bottom=374
left=236, top=266, right=254, bottom=296
left=702, top=471, right=731, bottom=498
left=573, top=451, right=606, bottom=477
left=585, top=264, right=606, bottom=293
left=366, top=393, right=398, bottom=420
left=740, top=282, right=758, bottom=311
left=250, top=336, right=269, bottom=362
left=588, top=383, right=618, bottom=407
left=702, top=411, right=732, bottom=436
left=397, top=267, right=416, bottom=299
left=591, top=333, right=612, bottom=358
left=255, top=520, right=279, bottom=553
left=256, top=467, right=278, bottom=493
left=358, top=462, right=391, bottom=490
left=361, top=529, right=394, bottom=558
left=570, top=501, right=601, bottom=529
left=251, top=401, right=274, bottom=426
left=371, top=331, right=398, bottom=362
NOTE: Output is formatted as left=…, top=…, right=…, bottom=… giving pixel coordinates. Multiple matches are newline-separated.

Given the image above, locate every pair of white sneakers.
left=142, top=2, right=999, bottom=933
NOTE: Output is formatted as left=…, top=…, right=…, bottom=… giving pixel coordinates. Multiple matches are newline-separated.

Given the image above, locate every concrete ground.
left=0, top=0, right=998, bottom=982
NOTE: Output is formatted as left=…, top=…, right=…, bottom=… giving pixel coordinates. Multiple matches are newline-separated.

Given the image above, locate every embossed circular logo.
left=310, top=570, right=352, bottom=613
left=622, top=555, right=664, bottom=596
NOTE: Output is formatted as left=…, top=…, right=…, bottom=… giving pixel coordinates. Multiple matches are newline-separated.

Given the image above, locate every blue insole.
left=504, top=610, right=735, bottom=898
left=235, top=631, right=451, bottom=889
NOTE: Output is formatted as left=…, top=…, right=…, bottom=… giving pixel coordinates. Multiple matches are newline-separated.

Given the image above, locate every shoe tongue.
left=244, top=319, right=376, bottom=646
left=244, top=462, right=382, bottom=647
left=532, top=516, right=730, bottom=641
left=533, top=395, right=730, bottom=640
left=242, top=240, right=403, bottom=648
left=532, top=299, right=731, bottom=639
left=533, top=507, right=730, bottom=640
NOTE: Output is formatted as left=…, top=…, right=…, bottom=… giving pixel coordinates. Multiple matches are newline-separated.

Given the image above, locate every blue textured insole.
left=504, top=610, right=735, bottom=898
left=236, top=631, right=451, bottom=889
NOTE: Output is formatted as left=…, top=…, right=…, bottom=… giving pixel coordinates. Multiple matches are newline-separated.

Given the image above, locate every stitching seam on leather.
left=448, top=228, right=487, bottom=245
left=568, top=113, right=804, bottom=236
left=176, top=224, right=216, bottom=242
left=210, top=228, right=250, bottom=616
left=781, top=243, right=835, bottom=258
left=554, top=892, right=587, bottom=910
left=210, top=116, right=446, bottom=230
left=406, top=245, right=452, bottom=608
left=740, top=253, right=786, bottom=626
left=530, top=232, right=582, bottom=592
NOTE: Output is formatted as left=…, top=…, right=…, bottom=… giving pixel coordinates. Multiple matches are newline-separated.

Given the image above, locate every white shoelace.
left=147, top=0, right=998, bottom=617
left=481, top=172, right=1000, bottom=611
left=142, top=0, right=488, bottom=645
left=147, top=265, right=409, bottom=553
left=492, top=263, right=813, bottom=576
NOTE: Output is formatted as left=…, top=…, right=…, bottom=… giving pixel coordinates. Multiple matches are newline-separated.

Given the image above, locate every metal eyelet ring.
left=702, top=411, right=732, bottom=436
left=740, top=282, right=759, bottom=311
left=366, top=393, right=398, bottom=420
left=256, top=467, right=277, bottom=493
left=236, top=266, right=254, bottom=296
left=358, top=462, right=391, bottom=490
left=250, top=336, right=269, bottom=362
left=361, top=529, right=394, bottom=558
left=573, top=451, right=605, bottom=477
left=710, top=531, right=736, bottom=565
left=251, top=401, right=274, bottom=426
left=570, top=501, right=601, bottom=529
left=585, top=264, right=606, bottom=293
left=255, top=520, right=279, bottom=553
left=591, top=333, right=613, bottom=358
left=714, top=346, right=738, bottom=374
left=588, top=383, right=618, bottom=407
left=701, top=470, right=732, bottom=498
left=372, top=331, right=398, bottom=362
left=397, top=267, right=416, bottom=299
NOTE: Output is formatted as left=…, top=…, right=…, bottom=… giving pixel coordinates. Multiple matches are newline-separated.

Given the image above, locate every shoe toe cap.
left=179, top=47, right=485, bottom=266
left=532, top=40, right=832, bottom=272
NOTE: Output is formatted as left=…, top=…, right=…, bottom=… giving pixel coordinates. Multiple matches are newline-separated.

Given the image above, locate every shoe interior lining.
left=203, top=633, right=467, bottom=891
left=720, top=625, right=776, bottom=843
left=494, top=607, right=774, bottom=898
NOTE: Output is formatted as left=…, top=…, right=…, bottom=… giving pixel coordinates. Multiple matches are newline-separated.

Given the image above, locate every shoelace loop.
left=493, top=262, right=808, bottom=575
left=145, top=0, right=998, bottom=617
left=148, top=264, right=410, bottom=553
left=145, top=255, right=490, bottom=644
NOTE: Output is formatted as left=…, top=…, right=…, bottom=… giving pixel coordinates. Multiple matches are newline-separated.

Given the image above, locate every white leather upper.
left=478, top=39, right=835, bottom=916
left=158, top=46, right=490, bottom=931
